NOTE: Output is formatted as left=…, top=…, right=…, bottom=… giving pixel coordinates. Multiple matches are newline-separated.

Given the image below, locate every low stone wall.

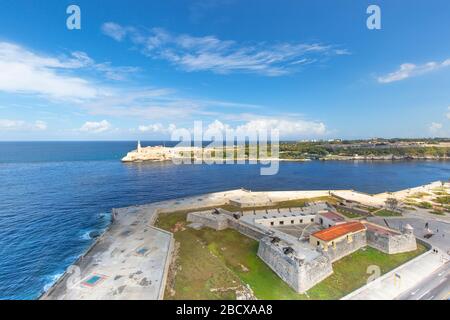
left=324, top=231, right=367, bottom=262
left=228, top=219, right=267, bottom=241
left=187, top=211, right=267, bottom=240
left=187, top=212, right=229, bottom=230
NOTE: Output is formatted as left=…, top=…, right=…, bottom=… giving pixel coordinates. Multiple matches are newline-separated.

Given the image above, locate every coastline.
left=40, top=181, right=449, bottom=300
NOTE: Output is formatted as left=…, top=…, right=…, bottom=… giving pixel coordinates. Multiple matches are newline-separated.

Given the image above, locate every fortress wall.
left=324, top=231, right=367, bottom=262
left=388, top=233, right=417, bottom=254
left=257, top=237, right=333, bottom=293
left=257, top=238, right=302, bottom=292
left=297, top=255, right=333, bottom=293
left=256, top=215, right=315, bottom=227
left=366, top=229, right=391, bottom=253
left=366, top=229, right=417, bottom=254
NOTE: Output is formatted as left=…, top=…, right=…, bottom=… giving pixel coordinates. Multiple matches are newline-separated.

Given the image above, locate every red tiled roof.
left=364, top=222, right=399, bottom=236
left=312, top=222, right=366, bottom=242
left=319, top=211, right=345, bottom=222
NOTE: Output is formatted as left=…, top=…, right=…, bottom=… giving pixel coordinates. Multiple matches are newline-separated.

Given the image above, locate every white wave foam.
left=42, top=273, right=63, bottom=292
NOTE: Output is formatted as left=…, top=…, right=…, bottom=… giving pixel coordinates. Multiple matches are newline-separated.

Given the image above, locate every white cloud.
left=234, top=118, right=326, bottom=137
left=378, top=58, right=450, bottom=83
left=101, top=22, right=130, bottom=41
left=0, top=119, right=47, bottom=131
left=102, top=23, right=348, bottom=76
left=84, top=88, right=262, bottom=121
left=34, top=120, right=48, bottom=130
left=0, top=42, right=104, bottom=101
left=79, top=120, right=112, bottom=133
left=429, top=122, right=443, bottom=133
left=138, top=123, right=177, bottom=134
left=0, top=42, right=140, bottom=104
left=151, top=118, right=327, bottom=139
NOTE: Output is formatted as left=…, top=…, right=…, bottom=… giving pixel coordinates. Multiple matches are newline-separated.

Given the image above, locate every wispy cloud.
left=101, top=22, right=130, bottom=42
left=70, top=51, right=140, bottom=81
left=0, top=42, right=139, bottom=103
left=0, top=41, right=264, bottom=122
left=83, top=87, right=263, bottom=121
left=378, top=58, right=450, bottom=83
left=0, top=119, right=47, bottom=131
left=101, top=23, right=348, bottom=76
left=188, top=0, right=235, bottom=23
left=79, top=120, right=112, bottom=133
left=0, top=42, right=102, bottom=101
left=1, top=41, right=329, bottom=139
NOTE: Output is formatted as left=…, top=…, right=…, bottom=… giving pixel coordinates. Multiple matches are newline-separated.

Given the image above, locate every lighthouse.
left=137, top=140, right=142, bottom=153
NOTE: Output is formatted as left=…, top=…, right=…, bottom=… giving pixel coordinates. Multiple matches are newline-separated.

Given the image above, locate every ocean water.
left=0, top=141, right=449, bottom=299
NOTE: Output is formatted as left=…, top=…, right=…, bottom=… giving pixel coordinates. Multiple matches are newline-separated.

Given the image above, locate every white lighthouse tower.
left=137, top=140, right=142, bottom=153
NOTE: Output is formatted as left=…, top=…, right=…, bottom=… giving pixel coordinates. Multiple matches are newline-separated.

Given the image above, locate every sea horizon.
left=0, top=141, right=449, bottom=299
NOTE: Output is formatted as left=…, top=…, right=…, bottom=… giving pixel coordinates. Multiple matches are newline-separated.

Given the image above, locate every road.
left=368, top=213, right=450, bottom=300
left=396, top=262, right=450, bottom=300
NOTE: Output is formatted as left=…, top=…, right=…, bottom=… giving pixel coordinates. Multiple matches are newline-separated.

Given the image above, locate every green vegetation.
left=431, top=209, right=445, bottom=216
left=432, top=187, right=448, bottom=196
left=336, top=208, right=362, bottom=219
left=404, top=200, right=418, bottom=206
left=407, top=192, right=431, bottom=200
left=278, top=139, right=450, bottom=160
left=374, top=209, right=402, bottom=217
left=156, top=210, right=427, bottom=300
left=417, top=202, right=433, bottom=209
left=220, top=196, right=338, bottom=212
left=366, top=206, right=379, bottom=213
left=435, top=196, right=450, bottom=205
left=307, top=245, right=427, bottom=300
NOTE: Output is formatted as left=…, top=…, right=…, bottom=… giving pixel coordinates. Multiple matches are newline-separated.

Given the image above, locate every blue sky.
left=1, top=0, right=450, bottom=140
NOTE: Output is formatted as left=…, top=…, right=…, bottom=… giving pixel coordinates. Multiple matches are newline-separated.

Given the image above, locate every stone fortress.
left=121, top=141, right=202, bottom=162
left=187, top=194, right=417, bottom=293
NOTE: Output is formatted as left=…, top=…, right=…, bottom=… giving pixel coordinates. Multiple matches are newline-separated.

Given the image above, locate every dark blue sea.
left=0, top=141, right=449, bottom=299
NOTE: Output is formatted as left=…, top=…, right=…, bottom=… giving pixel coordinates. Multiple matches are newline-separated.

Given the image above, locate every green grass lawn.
left=336, top=208, right=362, bottom=219
left=155, top=211, right=427, bottom=300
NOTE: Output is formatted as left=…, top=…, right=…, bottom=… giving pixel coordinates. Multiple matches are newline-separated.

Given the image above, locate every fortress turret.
left=403, top=223, right=414, bottom=235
